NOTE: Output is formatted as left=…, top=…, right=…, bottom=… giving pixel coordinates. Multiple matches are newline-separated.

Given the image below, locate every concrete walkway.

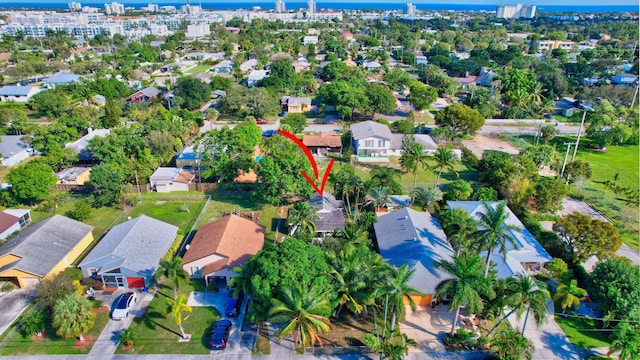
left=88, top=290, right=156, bottom=356
left=0, top=287, right=36, bottom=336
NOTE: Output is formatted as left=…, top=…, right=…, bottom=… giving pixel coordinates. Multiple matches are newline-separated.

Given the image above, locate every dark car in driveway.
left=210, top=319, right=232, bottom=349
left=225, top=291, right=244, bottom=317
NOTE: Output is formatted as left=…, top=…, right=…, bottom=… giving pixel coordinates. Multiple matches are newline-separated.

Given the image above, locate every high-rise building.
left=406, top=3, right=416, bottom=16
left=104, top=2, right=125, bottom=15
left=307, top=0, right=315, bottom=14
left=496, top=4, right=536, bottom=19
left=68, top=2, right=82, bottom=12
left=275, top=0, right=285, bottom=13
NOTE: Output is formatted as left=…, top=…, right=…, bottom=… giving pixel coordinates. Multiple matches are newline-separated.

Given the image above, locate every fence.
left=304, top=346, right=372, bottom=355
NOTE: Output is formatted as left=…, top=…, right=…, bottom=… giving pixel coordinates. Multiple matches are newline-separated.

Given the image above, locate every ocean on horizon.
left=0, top=1, right=637, bottom=13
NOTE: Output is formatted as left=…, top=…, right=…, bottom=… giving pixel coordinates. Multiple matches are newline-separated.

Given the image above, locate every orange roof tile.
left=302, top=132, right=342, bottom=147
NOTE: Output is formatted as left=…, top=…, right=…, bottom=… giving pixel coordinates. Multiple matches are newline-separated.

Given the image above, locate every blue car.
left=225, top=291, right=244, bottom=317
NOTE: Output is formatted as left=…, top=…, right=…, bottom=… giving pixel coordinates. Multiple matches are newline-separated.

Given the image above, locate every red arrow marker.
left=277, top=130, right=335, bottom=195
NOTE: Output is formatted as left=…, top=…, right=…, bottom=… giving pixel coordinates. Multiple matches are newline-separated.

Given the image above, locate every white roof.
left=350, top=121, right=392, bottom=141
left=247, top=70, right=269, bottom=81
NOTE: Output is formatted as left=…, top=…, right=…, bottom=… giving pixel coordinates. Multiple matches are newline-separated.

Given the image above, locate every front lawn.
left=184, top=64, right=211, bottom=74
left=116, top=283, right=219, bottom=354
left=0, top=307, right=110, bottom=355
left=555, top=314, right=611, bottom=349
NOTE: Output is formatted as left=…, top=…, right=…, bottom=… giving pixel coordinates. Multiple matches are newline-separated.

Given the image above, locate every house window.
left=88, top=268, right=98, bottom=276
left=364, top=140, right=374, bottom=147
left=378, top=140, right=385, bottom=147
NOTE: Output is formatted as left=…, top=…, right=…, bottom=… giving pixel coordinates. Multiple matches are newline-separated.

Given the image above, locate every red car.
left=256, top=118, right=268, bottom=124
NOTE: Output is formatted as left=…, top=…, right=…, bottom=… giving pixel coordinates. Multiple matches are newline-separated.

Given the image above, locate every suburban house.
left=42, top=73, right=81, bottom=89
left=247, top=70, right=269, bottom=87
left=554, top=97, right=579, bottom=117
left=130, top=86, right=161, bottom=103
left=392, top=134, right=439, bottom=156
left=0, top=215, right=94, bottom=288
left=239, top=59, right=258, bottom=72
left=0, top=135, right=33, bottom=167
left=65, top=128, right=111, bottom=162
left=453, top=74, right=478, bottom=89
left=612, top=73, right=638, bottom=86
left=351, top=121, right=393, bottom=160
left=74, top=94, right=106, bottom=108
left=281, top=96, right=312, bottom=113
left=78, top=215, right=177, bottom=289
left=292, top=57, right=311, bottom=72
left=476, top=67, right=497, bottom=87
left=149, top=167, right=196, bottom=192
left=302, top=36, right=319, bottom=45
left=447, top=201, right=553, bottom=278
left=181, top=214, right=265, bottom=286
left=374, top=207, right=454, bottom=305
left=363, top=60, right=382, bottom=71
left=0, top=85, right=41, bottom=102
left=302, top=132, right=342, bottom=155
left=308, top=192, right=345, bottom=237
left=380, top=195, right=412, bottom=214
left=175, top=145, right=202, bottom=168
left=211, top=60, right=233, bottom=74
left=56, top=167, right=92, bottom=186
left=0, top=209, right=31, bottom=240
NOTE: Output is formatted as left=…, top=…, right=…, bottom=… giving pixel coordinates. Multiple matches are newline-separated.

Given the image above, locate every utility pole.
left=572, top=109, right=587, bottom=162
left=560, top=142, right=575, bottom=180
left=632, top=81, right=639, bottom=108
left=134, top=170, right=142, bottom=203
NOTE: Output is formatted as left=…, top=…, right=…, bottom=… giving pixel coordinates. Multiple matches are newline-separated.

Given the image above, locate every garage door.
left=21, top=277, right=40, bottom=288
left=126, top=277, right=145, bottom=288
left=406, top=294, right=432, bottom=306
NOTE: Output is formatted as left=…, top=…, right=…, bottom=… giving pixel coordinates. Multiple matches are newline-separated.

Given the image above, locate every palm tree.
left=435, top=252, right=495, bottom=337
left=441, top=208, right=477, bottom=256
left=474, top=201, right=521, bottom=278
left=269, top=286, right=332, bottom=347
left=52, top=294, right=96, bottom=342
left=366, top=186, right=389, bottom=212
left=608, top=321, right=640, bottom=360
left=156, top=257, right=190, bottom=299
left=487, top=273, right=551, bottom=336
left=491, top=328, right=535, bottom=360
left=510, top=87, right=529, bottom=120
left=378, top=264, right=422, bottom=333
left=165, top=294, right=193, bottom=339
left=399, top=138, right=429, bottom=193
left=554, top=279, right=586, bottom=314
left=287, top=201, right=318, bottom=238
left=369, top=167, right=402, bottom=195
left=412, top=186, right=442, bottom=212
left=331, top=221, right=368, bottom=245
left=365, top=329, right=415, bottom=360
left=430, top=147, right=458, bottom=188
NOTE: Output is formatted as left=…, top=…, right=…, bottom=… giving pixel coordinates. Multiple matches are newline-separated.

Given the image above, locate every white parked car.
left=111, top=292, right=137, bottom=320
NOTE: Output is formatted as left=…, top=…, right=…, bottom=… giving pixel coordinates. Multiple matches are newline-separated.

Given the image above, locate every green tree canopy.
left=89, top=162, right=126, bottom=207
left=280, top=113, right=307, bottom=134
left=407, top=80, right=438, bottom=111
left=29, top=90, right=69, bottom=117
left=174, top=77, right=210, bottom=110
left=553, top=213, right=622, bottom=263
left=365, top=84, right=397, bottom=118
left=53, top=294, right=96, bottom=341
left=6, top=161, right=57, bottom=205
left=588, top=258, right=640, bottom=322
left=434, top=104, right=485, bottom=137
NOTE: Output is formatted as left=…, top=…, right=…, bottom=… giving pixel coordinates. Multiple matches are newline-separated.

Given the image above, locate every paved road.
left=0, top=287, right=35, bottom=336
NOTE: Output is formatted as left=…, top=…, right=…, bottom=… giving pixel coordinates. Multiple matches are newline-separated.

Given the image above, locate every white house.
left=302, top=36, right=319, bottom=45
left=0, top=209, right=31, bottom=240
left=350, top=121, right=440, bottom=162
left=0, top=86, right=41, bottom=102
left=0, top=136, right=34, bottom=167
left=149, top=167, right=195, bottom=192
left=363, top=60, right=382, bottom=71
left=247, top=70, right=269, bottom=87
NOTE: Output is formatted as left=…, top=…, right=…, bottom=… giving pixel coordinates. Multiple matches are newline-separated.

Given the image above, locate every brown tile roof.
left=303, top=132, right=342, bottom=148
left=174, top=171, right=195, bottom=184
left=181, top=215, right=265, bottom=273
left=0, top=212, right=19, bottom=234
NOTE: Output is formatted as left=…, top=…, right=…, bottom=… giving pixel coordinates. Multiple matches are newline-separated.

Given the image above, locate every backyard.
left=127, top=192, right=207, bottom=233
left=0, top=304, right=110, bottom=355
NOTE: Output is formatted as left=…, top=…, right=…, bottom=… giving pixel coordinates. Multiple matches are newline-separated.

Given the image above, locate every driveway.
left=88, top=289, right=155, bottom=356
left=0, top=287, right=36, bottom=336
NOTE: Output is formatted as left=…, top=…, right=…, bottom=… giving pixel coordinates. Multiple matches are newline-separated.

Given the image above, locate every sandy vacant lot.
left=462, top=135, right=521, bottom=159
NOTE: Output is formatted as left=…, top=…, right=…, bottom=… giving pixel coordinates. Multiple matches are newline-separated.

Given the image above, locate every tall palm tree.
left=510, top=87, right=529, bottom=120
left=287, top=201, right=318, bottom=238
left=52, top=294, right=96, bottom=342
left=366, top=186, right=389, bottom=212
left=331, top=221, right=368, bottom=245
left=165, top=294, right=192, bottom=339
left=156, top=257, right=190, bottom=299
left=430, top=147, right=459, bottom=188
left=441, top=208, right=478, bottom=256
left=487, top=273, right=551, bottom=336
left=435, top=252, right=495, bottom=337
left=378, top=264, right=422, bottom=333
left=474, top=201, right=521, bottom=278
left=399, top=138, right=429, bottom=193
left=608, top=321, right=640, bottom=360
left=554, top=279, right=586, bottom=314
left=412, top=186, right=442, bottom=212
left=269, top=286, right=332, bottom=346
left=491, top=328, right=535, bottom=360
left=369, top=167, right=402, bottom=195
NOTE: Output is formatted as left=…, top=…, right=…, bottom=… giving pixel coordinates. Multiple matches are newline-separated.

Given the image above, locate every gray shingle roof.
left=350, top=121, right=392, bottom=141
left=139, top=87, right=161, bottom=98
left=78, top=215, right=177, bottom=273
left=0, top=136, right=31, bottom=160
left=0, top=215, right=93, bottom=277
left=374, top=207, right=454, bottom=295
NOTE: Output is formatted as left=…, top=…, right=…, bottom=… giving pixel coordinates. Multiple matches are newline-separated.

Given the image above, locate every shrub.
left=19, top=310, right=46, bottom=337
left=64, top=267, right=83, bottom=281
left=69, top=200, right=91, bottom=221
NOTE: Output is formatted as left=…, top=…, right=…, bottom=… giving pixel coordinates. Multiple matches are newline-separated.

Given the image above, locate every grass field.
left=516, top=135, right=639, bottom=248
left=0, top=307, right=110, bottom=355
left=555, top=314, right=611, bottom=349
left=127, top=192, right=207, bottom=233
left=116, top=282, right=218, bottom=354
left=184, top=64, right=211, bottom=74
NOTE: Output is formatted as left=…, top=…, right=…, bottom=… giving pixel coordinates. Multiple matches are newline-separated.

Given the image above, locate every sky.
left=15, top=0, right=640, bottom=5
